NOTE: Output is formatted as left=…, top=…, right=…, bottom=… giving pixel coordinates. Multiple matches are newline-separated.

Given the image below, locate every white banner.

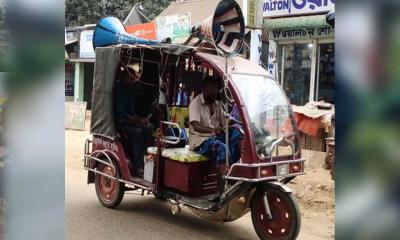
left=250, top=29, right=262, bottom=64
left=267, top=40, right=277, bottom=77
left=263, top=0, right=335, bottom=18
left=79, top=30, right=95, bottom=59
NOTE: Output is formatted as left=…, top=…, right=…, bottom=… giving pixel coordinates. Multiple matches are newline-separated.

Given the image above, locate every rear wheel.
left=95, top=163, right=125, bottom=208
left=251, top=185, right=301, bottom=240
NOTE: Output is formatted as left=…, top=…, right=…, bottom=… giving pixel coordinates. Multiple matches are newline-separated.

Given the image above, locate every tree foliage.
left=0, top=6, right=8, bottom=29
left=65, top=0, right=173, bottom=27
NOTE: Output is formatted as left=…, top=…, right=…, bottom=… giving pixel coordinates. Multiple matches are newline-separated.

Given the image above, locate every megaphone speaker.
left=92, top=16, right=159, bottom=50
left=194, top=0, right=245, bottom=55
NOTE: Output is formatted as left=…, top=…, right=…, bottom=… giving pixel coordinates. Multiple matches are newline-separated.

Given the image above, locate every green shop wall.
left=74, top=62, right=84, bottom=102
left=73, top=62, right=94, bottom=109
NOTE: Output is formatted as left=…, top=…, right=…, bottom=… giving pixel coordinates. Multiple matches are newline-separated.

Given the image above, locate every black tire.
left=153, top=191, right=168, bottom=201
left=251, top=184, right=301, bottom=240
left=95, top=163, right=125, bottom=209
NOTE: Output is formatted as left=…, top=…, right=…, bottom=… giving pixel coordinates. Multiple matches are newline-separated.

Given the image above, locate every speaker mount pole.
left=224, top=56, right=230, bottom=193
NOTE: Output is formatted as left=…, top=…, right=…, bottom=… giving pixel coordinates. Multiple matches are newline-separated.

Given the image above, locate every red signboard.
left=125, top=22, right=156, bottom=40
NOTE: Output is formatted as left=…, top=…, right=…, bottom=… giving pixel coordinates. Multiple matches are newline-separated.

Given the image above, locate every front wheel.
left=251, top=185, right=301, bottom=240
left=153, top=191, right=168, bottom=201
left=95, top=163, right=125, bottom=209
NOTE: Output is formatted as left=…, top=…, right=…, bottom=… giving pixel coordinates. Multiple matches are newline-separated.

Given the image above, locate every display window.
left=276, top=39, right=334, bottom=105
left=316, top=43, right=335, bottom=103
left=277, top=43, right=313, bottom=105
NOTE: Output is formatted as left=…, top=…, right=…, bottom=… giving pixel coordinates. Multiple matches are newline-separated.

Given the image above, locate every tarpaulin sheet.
left=292, top=101, right=334, bottom=119
left=90, top=47, right=121, bottom=138
left=292, top=101, right=335, bottom=136
left=294, top=113, right=322, bottom=137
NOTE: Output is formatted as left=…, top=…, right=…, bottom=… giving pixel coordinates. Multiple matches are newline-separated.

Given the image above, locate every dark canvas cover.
left=90, top=46, right=121, bottom=138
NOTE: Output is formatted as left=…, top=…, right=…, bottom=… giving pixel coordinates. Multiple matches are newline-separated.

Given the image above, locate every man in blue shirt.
left=114, top=63, right=152, bottom=178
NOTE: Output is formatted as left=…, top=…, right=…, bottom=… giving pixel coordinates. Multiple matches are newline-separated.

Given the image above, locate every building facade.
left=65, top=0, right=335, bottom=108
left=65, top=25, right=96, bottom=108
left=65, top=12, right=147, bottom=109
left=263, top=0, right=335, bottom=105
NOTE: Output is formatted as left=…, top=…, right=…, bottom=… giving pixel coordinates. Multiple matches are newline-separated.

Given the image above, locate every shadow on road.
left=114, top=195, right=255, bottom=240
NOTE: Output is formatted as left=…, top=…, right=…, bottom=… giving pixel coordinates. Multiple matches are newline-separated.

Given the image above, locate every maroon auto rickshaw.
left=84, top=1, right=305, bottom=238
left=84, top=43, right=305, bottom=240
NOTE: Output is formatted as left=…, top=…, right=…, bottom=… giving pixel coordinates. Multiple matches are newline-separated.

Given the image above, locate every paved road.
left=66, top=128, right=332, bottom=240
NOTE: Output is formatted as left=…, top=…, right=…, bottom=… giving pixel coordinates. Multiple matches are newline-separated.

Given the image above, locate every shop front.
left=272, top=23, right=335, bottom=105
left=65, top=63, right=74, bottom=102
left=262, top=1, right=335, bottom=152
left=263, top=0, right=335, bottom=105
left=266, top=21, right=335, bottom=151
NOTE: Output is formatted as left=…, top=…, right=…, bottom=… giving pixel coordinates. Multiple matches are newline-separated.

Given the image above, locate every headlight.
left=277, top=163, right=289, bottom=176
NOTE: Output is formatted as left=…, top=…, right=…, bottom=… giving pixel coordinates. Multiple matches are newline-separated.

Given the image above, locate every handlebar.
left=161, top=121, right=182, bottom=145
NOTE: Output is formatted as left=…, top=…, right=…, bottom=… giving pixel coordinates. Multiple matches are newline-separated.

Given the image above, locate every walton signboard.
left=268, top=25, right=335, bottom=40
left=263, top=0, right=335, bottom=18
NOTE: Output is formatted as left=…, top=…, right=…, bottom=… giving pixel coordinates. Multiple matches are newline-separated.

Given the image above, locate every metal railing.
left=224, top=158, right=306, bottom=182
left=267, top=134, right=296, bottom=162
left=83, top=138, right=152, bottom=191
left=161, top=121, right=182, bottom=145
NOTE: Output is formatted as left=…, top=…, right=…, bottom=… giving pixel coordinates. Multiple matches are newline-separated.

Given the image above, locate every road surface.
left=66, top=126, right=333, bottom=240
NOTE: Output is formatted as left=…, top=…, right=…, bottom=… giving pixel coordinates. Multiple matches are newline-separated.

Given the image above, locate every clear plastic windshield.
left=232, top=74, right=298, bottom=158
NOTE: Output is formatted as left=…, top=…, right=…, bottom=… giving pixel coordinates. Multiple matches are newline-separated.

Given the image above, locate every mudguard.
left=266, top=181, right=293, bottom=193
left=86, top=150, right=121, bottom=184
left=87, top=171, right=95, bottom=184
left=246, top=181, right=292, bottom=212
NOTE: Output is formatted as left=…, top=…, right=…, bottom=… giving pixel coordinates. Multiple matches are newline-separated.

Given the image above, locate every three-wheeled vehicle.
left=84, top=1, right=305, bottom=239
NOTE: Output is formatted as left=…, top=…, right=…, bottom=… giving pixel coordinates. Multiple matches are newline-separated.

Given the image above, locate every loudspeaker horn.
left=92, top=16, right=159, bottom=49
left=185, top=0, right=245, bottom=55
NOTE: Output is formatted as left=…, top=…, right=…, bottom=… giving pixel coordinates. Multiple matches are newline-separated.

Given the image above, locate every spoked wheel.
left=95, top=163, right=125, bottom=208
left=251, top=185, right=301, bottom=240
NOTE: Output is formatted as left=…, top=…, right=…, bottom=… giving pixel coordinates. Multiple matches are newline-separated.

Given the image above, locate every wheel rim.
left=254, top=190, right=293, bottom=239
left=97, top=165, right=118, bottom=203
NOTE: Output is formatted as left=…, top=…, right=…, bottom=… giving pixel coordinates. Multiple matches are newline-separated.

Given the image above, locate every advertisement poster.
left=267, top=40, right=277, bottom=77
left=65, top=64, right=74, bottom=96
left=247, top=0, right=263, bottom=28
left=125, top=22, right=156, bottom=40
left=156, top=13, right=191, bottom=43
left=79, top=30, right=95, bottom=58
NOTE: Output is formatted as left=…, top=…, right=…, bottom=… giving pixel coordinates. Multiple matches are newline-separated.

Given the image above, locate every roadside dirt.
left=289, top=149, right=335, bottom=239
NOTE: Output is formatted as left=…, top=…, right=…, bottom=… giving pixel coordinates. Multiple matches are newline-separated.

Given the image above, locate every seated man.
left=114, top=63, right=152, bottom=178
left=189, top=76, right=243, bottom=166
